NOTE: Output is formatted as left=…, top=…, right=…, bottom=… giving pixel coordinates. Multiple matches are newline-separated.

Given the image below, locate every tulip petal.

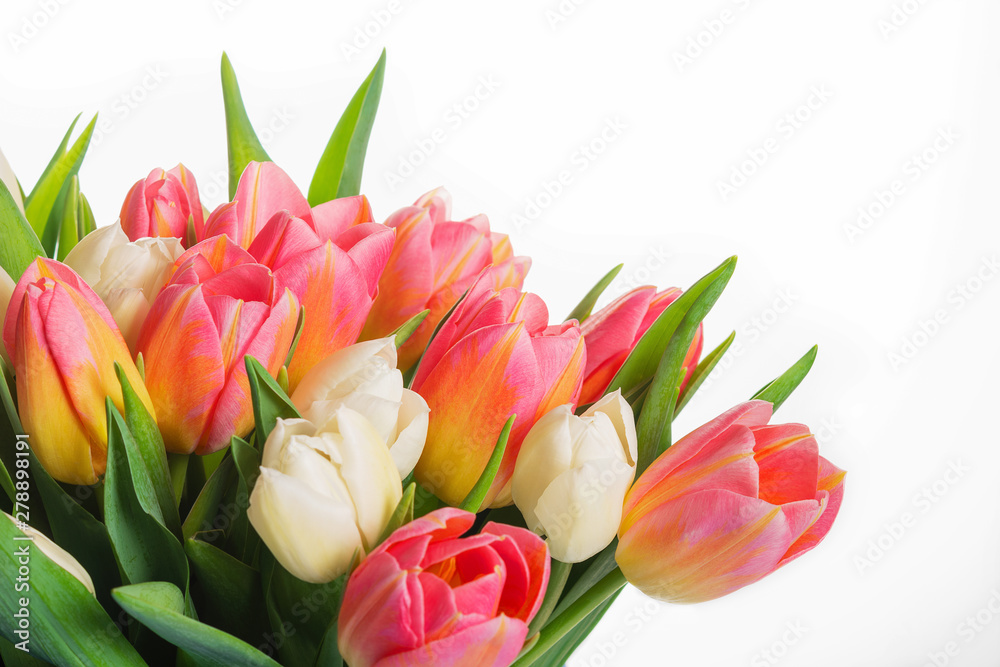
left=752, top=423, right=820, bottom=505
left=247, top=211, right=322, bottom=271
left=311, top=194, right=374, bottom=242
left=337, top=222, right=395, bottom=299
left=232, top=161, right=312, bottom=248
left=482, top=522, right=549, bottom=624
left=779, top=457, right=846, bottom=565
left=376, top=615, right=528, bottom=667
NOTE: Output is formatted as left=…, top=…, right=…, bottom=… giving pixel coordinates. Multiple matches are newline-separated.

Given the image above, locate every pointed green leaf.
left=24, top=113, right=78, bottom=208
left=406, top=286, right=469, bottom=387
left=387, top=309, right=428, bottom=350
left=185, top=539, right=269, bottom=645
left=0, top=178, right=44, bottom=281
left=459, top=414, right=514, bottom=512
left=308, top=50, right=386, bottom=204
left=182, top=454, right=237, bottom=541
left=675, top=330, right=736, bottom=414
left=113, top=582, right=281, bottom=667
left=221, top=53, right=271, bottom=199
left=225, top=436, right=261, bottom=563
left=635, top=260, right=736, bottom=471
left=565, top=264, right=623, bottom=323
left=0, top=517, right=145, bottom=666
left=377, top=482, right=416, bottom=545
left=55, top=175, right=80, bottom=261
left=77, top=190, right=96, bottom=238
left=283, top=306, right=305, bottom=368
left=246, top=355, right=300, bottom=442
left=751, top=345, right=818, bottom=412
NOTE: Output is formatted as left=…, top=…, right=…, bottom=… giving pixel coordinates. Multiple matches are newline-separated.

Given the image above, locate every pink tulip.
left=360, top=187, right=529, bottom=370
left=616, top=400, right=846, bottom=603
left=579, top=286, right=703, bottom=405
left=246, top=198, right=393, bottom=392
left=411, top=270, right=585, bottom=508
left=136, top=235, right=299, bottom=454
left=338, top=508, right=550, bottom=667
left=120, top=164, right=203, bottom=244
left=2, top=259, right=153, bottom=485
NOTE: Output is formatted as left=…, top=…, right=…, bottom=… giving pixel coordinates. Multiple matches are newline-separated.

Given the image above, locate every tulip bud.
left=137, top=235, right=299, bottom=454
left=360, top=187, right=530, bottom=370
left=291, top=338, right=429, bottom=478
left=512, top=390, right=637, bottom=563
left=411, top=269, right=585, bottom=508
left=120, top=165, right=203, bottom=243
left=64, top=223, right=184, bottom=351
left=247, top=410, right=402, bottom=584
left=580, top=286, right=702, bottom=405
left=4, top=513, right=95, bottom=595
left=2, top=258, right=154, bottom=485
left=616, top=400, right=846, bottom=603
left=338, top=508, right=549, bottom=667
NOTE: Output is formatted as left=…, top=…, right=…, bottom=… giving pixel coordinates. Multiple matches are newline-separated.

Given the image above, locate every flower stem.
left=513, top=566, right=627, bottom=667
left=528, top=558, right=573, bottom=636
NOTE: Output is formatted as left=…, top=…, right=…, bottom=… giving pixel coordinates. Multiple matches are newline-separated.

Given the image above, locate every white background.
left=2, top=1, right=999, bottom=665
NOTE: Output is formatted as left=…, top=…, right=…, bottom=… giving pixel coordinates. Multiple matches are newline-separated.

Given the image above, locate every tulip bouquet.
left=0, top=52, right=844, bottom=667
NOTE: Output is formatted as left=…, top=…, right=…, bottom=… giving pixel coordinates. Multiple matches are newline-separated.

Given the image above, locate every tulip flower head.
left=247, top=410, right=402, bottom=584
left=361, top=187, right=530, bottom=370
left=580, top=286, right=703, bottom=405
left=411, top=269, right=585, bottom=508
left=2, top=258, right=154, bottom=485
left=291, top=337, right=429, bottom=478
left=617, top=400, right=846, bottom=603
left=512, top=390, right=637, bottom=563
left=120, top=164, right=203, bottom=243
left=137, top=235, right=299, bottom=454
left=338, top=508, right=550, bottom=667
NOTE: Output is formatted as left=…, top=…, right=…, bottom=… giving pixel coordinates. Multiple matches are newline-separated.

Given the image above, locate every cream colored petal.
left=0, top=149, right=24, bottom=214
left=387, top=389, right=429, bottom=477
left=5, top=513, right=95, bottom=595
left=64, top=223, right=128, bottom=287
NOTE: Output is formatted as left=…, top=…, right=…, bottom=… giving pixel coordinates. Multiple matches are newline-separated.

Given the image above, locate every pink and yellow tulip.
left=360, top=187, right=529, bottom=370
left=580, top=286, right=702, bottom=405
left=411, top=270, right=585, bottom=508
left=136, top=235, right=299, bottom=454
left=616, top=400, right=846, bottom=603
left=2, top=258, right=154, bottom=485
left=338, top=507, right=549, bottom=667
left=120, top=164, right=203, bottom=244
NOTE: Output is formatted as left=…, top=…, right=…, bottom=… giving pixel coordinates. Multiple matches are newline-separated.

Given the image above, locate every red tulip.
left=411, top=270, right=585, bottom=507
left=579, top=286, right=702, bottom=405
left=616, top=400, right=846, bottom=603
left=136, top=235, right=299, bottom=454
left=361, top=187, right=529, bottom=370
left=120, top=164, right=203, bottom=243
left=338, top=508, right=549, bottom=667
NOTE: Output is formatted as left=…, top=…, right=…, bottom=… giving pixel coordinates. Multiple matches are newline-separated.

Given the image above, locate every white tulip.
left=0, top=148, right=24, bottom=214
left=511, top=390, right=638, bottom=563
left=4, top=513, right=95, bottom=595
left=64, top=223, right=183, bottom=351
left=247, top=408, right=402, bottom=584
left=291, top=338, right=429, bottom=478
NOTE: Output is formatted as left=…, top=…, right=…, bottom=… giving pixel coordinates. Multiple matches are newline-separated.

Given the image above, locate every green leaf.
left=225, top=436, right=261, bottom=564
left=0, top=635, right=52, bottom=666
left=182, top=454, right=237, bottom=542
left=308, top=49, right=386, bottom=204
left=24, top=113, right=77, bottom=208
left=528, top=592, right=620, bottom=667
left=185, top=539, right=269, bottom=645
left=25, top=114, right=97, bottom=246
left=406, top=286, right=469, bottom=386
left=55, top=175, right=80, bottom=261
left=377, top=482, right=416, bottom=545
left=565, top=264, right=623, bottom=323
left=104, top=401, right=188, bottom=590
left=116, top=362, right=182, bottom=538
left=0, top=516, right=145, bottom=666
left=391, top=309, right=430, bottom=349
left=113, top=582, right=281, bottom=667
left=675, top=330, right=735, bottom=415
left=283, top=306, right=305, bottom=368
left=0, top=178, right=44, bottom=281
left=634, top=260, right=736, bottom=471
left=246, top=356, right=301, bottom=443
left=751, top=345, right=819, bottom=412
left=528, top=558, right=572, bottom=636
left=221, top=53, right=272, bottom=199
left=551, top=541, right=618, bottom=622
left=77, top=190, right=96, bottom=238
left=459, top=414, right=514, bottom=512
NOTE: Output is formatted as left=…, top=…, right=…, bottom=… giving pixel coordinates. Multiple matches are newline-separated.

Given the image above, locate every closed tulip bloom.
left=4, top=513, right=95, bottom=595
left=64, top=223, right=184, bottom=351
left=512, top=390, right=637, bottom=563
left=616, top=400, right=846, bottom=603
left=411, top=270, right=585, bottom=508
left=120, top=164, right=203, bottom=243
left=2, top=259, right=154, bottom=485
left=580, top=286, right=703, bottom=405
left=247, top=203, right=393, bottom=392
left=247, top=410, right=402, bottom=584
left=137, top=235, right=299, bottom=454
left=338, top=508, right=549, bottom=667
left=291, top=338, right=429, bottom=478
left=361, top=187, right=530, bottom=370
